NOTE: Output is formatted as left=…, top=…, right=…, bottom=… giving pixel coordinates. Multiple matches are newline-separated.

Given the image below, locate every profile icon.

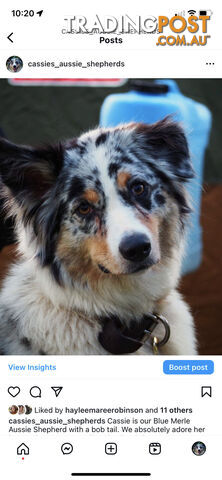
left=25, top=405, right=32, bottom=415
left=192, top=441, right=206, bottom=456
left=6, top=56, right=23, bottom=73
left=18, top=405, right=25, bottom=414
left=9, top=405, right=18, bottom=415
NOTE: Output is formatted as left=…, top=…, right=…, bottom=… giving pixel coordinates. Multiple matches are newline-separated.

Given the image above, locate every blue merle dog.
left=0, top=118, right=197, bottom=355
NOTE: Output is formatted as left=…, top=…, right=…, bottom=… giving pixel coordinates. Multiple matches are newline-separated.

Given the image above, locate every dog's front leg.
left=156, top=290, right=198, bottom=355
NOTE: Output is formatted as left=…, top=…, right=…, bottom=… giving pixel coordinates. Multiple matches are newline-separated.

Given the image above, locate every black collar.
left=98, top=313, right=161, bottom=354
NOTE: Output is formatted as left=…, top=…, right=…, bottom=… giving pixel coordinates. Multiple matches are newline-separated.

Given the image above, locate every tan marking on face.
left=137, top=212, right=161, bottom=261
left=140, top=214, right=159, bottom=238
left=83, top=189, right=99, bottom=204
left=137, top=195, right=183, bottom=267
left=85, top=236, right=122, bottom=275
left=117, top=171, right=131, bottom=189
left=56, top=227, right=122, bottom=286
left=56, top=228, right=91, bottom=279
left=158, top=196, right=181, bottom=260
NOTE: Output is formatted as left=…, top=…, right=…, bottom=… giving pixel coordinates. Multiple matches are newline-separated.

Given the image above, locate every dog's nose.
left=119, top=234, right=151, bottom=262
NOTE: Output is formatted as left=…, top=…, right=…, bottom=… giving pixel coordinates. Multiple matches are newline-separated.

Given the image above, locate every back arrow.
left=7, top=33, right=14, bottom=43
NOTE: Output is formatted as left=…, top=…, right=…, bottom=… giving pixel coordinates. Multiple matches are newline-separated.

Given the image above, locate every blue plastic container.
left=100, top=79, right=212, bottom=275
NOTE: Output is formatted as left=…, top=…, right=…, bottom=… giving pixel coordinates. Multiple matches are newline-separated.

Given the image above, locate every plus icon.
left=105, top=443, right=117, bottom=455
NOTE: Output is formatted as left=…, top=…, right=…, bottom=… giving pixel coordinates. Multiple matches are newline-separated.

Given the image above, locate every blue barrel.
left=100, top=79, right=212, bottom=275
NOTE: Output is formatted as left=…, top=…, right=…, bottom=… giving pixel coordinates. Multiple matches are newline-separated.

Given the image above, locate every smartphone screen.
left=0, top=2, right=221, bottom=479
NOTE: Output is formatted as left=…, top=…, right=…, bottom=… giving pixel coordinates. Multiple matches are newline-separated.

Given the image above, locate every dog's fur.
left=0, top=118, right=197, bottom=355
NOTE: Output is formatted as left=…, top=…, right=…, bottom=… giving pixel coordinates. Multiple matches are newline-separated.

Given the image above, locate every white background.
left=1, top=356, right=220, bottom=480
left=0, top=0, right=221, bottom=77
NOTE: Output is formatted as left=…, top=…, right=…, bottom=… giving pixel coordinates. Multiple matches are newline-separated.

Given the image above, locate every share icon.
left=51, top=386, right=63, bottom=397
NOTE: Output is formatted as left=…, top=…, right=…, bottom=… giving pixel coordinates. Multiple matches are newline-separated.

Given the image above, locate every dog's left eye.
left=131, top=183, right=145, bottom=196
left=77, top=203, right=93, bottom=216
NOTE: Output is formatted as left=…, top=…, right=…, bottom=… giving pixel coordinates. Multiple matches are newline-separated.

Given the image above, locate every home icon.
left=17, top=443, right=29, bottom=455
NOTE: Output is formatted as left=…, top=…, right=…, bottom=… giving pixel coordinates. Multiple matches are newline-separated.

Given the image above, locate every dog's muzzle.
left=98, top=313, right=170, bottom=355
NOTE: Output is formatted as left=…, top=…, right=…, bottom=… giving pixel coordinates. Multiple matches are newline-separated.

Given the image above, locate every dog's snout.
left=119, top=233, right=151, bottom=262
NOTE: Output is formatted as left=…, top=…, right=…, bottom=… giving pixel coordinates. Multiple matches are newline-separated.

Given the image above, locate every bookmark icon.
left=201, top=386, right=212, bottom=397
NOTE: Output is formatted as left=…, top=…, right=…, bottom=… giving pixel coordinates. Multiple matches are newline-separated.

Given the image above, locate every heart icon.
left=8, top=386, right=21, bottom=397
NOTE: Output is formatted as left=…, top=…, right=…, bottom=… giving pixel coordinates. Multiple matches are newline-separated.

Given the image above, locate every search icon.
left=30, top=386, right=41, bottom=398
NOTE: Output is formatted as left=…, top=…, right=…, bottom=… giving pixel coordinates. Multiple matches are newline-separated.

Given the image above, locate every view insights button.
left=163, top=360, right=214, bottom=375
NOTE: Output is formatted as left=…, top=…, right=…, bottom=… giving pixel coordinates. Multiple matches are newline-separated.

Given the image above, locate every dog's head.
left=6, top=56, right=23, bottom=73
left=0, top=118, right=194, bottom=286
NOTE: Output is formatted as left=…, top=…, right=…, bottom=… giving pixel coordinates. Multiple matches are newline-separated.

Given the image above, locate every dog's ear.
left=133, top=117, right=194, bottom=182
left=0, top=138, right=64, bottom=202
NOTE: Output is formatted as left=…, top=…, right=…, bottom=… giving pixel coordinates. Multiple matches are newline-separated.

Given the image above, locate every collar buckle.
left=141, top=313, right=170, bottom=348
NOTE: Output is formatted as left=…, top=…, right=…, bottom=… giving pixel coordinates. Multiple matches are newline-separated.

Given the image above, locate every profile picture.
left=25, top=405, right=32, bottom=415
left=6, top=56, right=23, bottom=73
left=192, top=441, right=206, bottom=456
left=9, top=405, right=18, bottom=415
left=18, top=405, right=25, bottom=414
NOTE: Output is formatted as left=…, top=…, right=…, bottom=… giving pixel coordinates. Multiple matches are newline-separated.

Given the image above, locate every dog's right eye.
left=131, top=183, right=145, bottom=196
left=76, top=203, right=93, bottom=216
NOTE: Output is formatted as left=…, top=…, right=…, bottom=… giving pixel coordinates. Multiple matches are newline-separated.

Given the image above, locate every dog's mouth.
left=98, top=264, right=111, bottom=274
left=129, top=263, right=151, bottom=274
left=97, top=261, right=155, bottom=276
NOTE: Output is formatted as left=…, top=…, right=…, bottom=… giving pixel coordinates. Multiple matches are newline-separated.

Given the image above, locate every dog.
left=0, top=118, right=197, bottom=355
left=6, top=56, right=23, bottom=73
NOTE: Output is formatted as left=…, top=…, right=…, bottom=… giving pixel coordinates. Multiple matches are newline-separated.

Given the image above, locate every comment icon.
left=29, top=386, right=41, bottom=398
